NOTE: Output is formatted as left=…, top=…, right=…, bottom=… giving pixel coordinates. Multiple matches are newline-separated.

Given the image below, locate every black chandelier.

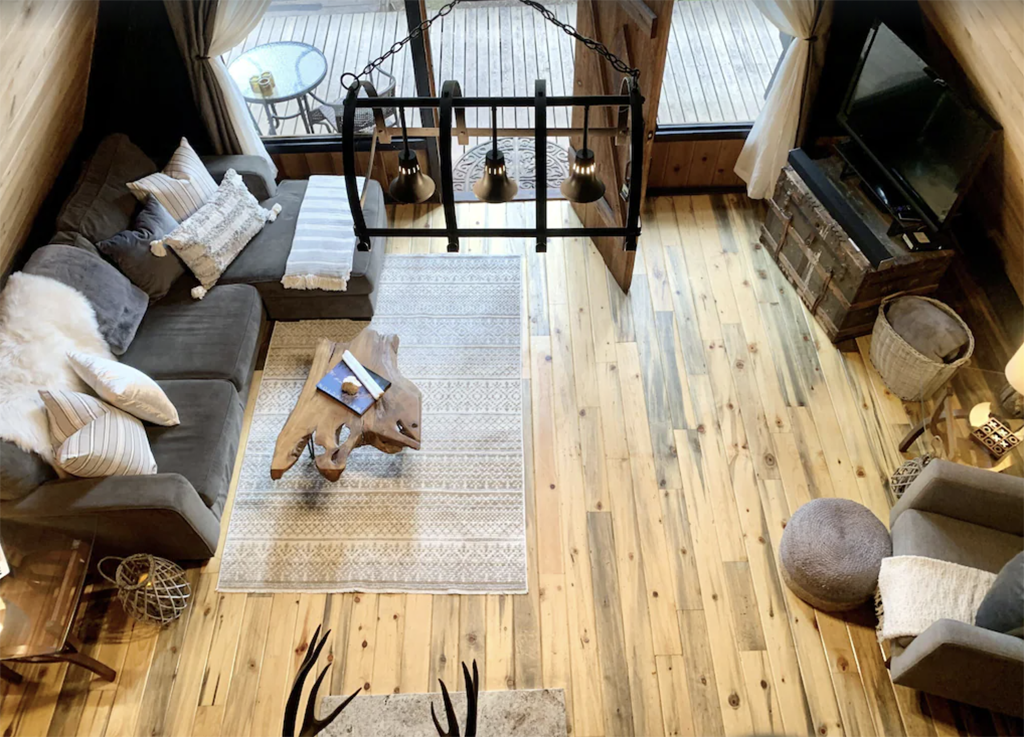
left=340, top=0, right=644, bottom=254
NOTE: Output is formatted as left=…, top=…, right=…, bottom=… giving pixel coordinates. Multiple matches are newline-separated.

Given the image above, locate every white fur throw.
left=0, top=273, right=114, bottom=463
left=876, top=555, right=997, bottom=643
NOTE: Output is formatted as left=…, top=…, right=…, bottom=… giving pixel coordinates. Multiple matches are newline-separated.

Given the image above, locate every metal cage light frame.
left=339, top=0, right=644, bottom=254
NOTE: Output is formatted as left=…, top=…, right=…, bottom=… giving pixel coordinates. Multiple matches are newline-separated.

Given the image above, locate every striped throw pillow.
left=57, top=406, right=157, bottom=477
left=127, top=138, right=218, bottom=222
left=39, top=389, right=111, bottom=445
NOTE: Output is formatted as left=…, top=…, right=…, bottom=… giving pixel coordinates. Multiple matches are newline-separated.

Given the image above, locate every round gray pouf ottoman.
left=779, top=498, right=891, bottom=612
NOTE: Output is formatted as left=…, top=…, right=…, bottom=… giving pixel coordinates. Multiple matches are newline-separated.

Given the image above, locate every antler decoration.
left=431, top=660, right=479, bottom=737
left=283, top=625, right=360, bottom=737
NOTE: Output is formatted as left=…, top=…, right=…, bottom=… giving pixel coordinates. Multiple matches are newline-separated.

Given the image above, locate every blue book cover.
left=316, top=362, right=391, bottom=415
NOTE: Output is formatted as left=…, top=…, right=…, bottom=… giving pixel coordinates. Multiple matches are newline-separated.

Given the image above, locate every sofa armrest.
left=1, top=474, right=221, bottom=560
left=890, top=459, right=1024, bottom=536
left=202, top=155, right=277, bottom=200
left=890, top=618, right=1024, bottom=716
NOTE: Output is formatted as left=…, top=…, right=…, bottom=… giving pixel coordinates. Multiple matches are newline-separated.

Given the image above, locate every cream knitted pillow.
left=151, top=169, right=281, bottom=299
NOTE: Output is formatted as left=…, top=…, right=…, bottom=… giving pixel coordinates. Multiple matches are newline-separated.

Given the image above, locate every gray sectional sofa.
left=0, top=134, right=388, bottom=560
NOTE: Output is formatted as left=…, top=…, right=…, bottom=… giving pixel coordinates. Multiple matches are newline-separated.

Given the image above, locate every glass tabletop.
left=908, top=366, right=1024, bottom=474
left=0, top=523, right=94, bottom=660
left=228, top=42, right=328, bottom=104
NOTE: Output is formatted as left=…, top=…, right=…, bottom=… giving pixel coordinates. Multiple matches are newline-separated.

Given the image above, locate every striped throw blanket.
left=282, top=175, right=363, bottom=291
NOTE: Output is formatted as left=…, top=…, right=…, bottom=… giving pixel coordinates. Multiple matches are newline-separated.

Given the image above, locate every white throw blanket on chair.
left=0, top=273, right=114, bottom=464
left=876, top=555, right=997, bottom=643
left=282, top=175, right=364, bottom=291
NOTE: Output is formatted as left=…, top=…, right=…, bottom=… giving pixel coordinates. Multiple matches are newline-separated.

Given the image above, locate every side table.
left=0, top=522, right=116, bottom=682
left=900, top=366, right=1024, bottom=474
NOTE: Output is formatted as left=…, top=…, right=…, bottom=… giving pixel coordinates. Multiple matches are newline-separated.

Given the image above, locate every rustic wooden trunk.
left=760, top=161, right=955, bottom=343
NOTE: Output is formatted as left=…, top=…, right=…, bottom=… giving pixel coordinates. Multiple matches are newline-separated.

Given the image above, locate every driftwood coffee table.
left=271, top=329, right=422, bottom=481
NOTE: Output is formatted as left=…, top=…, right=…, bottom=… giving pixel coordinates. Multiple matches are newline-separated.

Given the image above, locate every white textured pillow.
left=127, top=137, right=218, bottom=221
left=57, top=407, right=157, bottom=477
left=151, top=169, right=281, bottom=299
left=67, top=352, right=179, bottom=426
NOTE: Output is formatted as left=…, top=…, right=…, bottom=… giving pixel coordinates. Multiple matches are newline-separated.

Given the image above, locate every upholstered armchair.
left=888, top=459, right=1024, bottom=717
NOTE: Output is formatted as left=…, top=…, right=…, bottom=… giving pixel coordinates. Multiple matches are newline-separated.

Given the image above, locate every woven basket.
left=99, top=554, right=191, bottom=626
left=869, top=295, right=974, bottom=401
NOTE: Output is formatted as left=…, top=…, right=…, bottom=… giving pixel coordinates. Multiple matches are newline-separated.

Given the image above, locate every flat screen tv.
left=838, top=21, right=1000, bottom=231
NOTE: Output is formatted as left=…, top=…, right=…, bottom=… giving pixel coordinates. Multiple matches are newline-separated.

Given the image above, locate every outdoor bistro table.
left=228, top=41, right=328, bottom=136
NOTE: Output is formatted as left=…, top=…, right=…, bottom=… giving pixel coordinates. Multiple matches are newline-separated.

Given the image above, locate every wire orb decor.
left=888, top=455, right=933, bottom=499
left=99, top=554, right=192, bottom=626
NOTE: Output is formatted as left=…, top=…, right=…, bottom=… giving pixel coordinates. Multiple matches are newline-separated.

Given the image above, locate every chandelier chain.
left=343, top=0, right=640, bottom=89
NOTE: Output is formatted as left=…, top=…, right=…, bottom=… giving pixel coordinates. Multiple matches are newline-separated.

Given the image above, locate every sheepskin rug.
left=0, top=273, right=113, bottom=463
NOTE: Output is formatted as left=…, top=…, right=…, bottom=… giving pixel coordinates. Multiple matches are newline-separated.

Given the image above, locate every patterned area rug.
left=218, top=255, right=526, bottom=594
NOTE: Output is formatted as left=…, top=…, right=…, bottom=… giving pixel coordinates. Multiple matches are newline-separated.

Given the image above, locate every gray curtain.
left=797, top=0, right=833, bottom=145
left=163, top=0, right=241, bottom=155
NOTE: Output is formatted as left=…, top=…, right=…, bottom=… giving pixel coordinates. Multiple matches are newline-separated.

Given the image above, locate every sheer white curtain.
left=208, top=0, right=276, bottom=174
left=734, top=0, right=823, bottom=199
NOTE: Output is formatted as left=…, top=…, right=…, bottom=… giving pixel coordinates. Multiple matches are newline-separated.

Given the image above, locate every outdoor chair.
left=309, top=69, right=397, bottom=134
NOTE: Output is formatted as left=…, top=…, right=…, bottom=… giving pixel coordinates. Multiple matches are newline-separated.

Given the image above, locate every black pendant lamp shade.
left=561, top=106, right=605, bottom=204
left=389, top=109, right=435, bottom=204
left=473, top=107, right=518, bottom=203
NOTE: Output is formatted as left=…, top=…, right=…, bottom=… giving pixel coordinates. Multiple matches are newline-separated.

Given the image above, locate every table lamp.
left=1002, top=343, right=1024, bottom=417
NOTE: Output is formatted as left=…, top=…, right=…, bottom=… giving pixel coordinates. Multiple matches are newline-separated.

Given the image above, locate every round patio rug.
left=452, top=138, right=570, bottom=193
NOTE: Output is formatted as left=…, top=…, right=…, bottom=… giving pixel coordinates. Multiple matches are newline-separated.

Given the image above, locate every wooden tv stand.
left=759, top=150, right=955, bottom=343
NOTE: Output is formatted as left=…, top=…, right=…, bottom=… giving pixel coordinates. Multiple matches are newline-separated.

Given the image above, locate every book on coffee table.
left=316, top=362, right=391, bottom=416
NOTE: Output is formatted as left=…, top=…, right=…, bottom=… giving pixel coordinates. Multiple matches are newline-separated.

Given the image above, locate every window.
left=659, top=0, right=784, bottom=126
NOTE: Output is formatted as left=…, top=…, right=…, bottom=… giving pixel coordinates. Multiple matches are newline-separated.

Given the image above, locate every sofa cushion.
left=0, top=441, right=56, bottom=501
left=218, top=179, right=387, bottom=320
left=23, top=245, right=149, bottom=355
left=51, top=230, right=101, bottom=257
left=220, top=178, right=384, bottom=293
left=97, top=196, right=185, bottom=300
left=55, top=133, right=157, bottom=244
left=147, top=380, right=243, bottom=515
left=975, top=552, right=1024, bottom=637
left=892, top=509, right=1024, bottom=573
left=120, top=283, right=263, bottom=397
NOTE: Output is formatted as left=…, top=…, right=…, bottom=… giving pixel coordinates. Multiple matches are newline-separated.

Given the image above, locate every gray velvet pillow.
left=976, top=552, right=1024, bottom=638
left=97, top=197, right=185, bottom=300
left=23, top=245, right=148, bottom=355
left=55, top=133, right=157, bottom=244
left=887, top=297, right=969, bottom=363
left=0, top=440, right=56, bottom=501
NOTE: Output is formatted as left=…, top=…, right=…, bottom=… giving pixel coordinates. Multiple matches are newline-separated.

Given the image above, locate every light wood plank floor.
left=4, top=196, right=1022, bottom=737
left=225, top=0, right=781, bottom=139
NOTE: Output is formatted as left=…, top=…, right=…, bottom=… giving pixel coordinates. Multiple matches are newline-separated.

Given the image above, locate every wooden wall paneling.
left=269, top=147, right=426, bottom=193
left=684, top=140, right=723, bottom=188
left=919, top=0, right=1024, bottom=300
left=710, top=139, right=745, bottom=187
left=647, top=137, right=746, bottom=191
left=0, top=0, right=99, bottom=275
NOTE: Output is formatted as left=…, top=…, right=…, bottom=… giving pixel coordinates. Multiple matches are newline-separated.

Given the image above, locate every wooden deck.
left=660, top=1, right=783, bottom=125
left=223, top=0, right=782, bottom=139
